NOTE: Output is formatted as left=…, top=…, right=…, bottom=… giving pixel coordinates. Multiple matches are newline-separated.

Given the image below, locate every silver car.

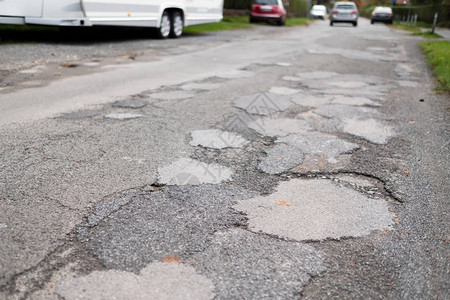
left=330, top=2, right=359, bottom=27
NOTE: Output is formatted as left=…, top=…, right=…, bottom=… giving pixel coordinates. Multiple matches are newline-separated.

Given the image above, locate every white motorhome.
left=0, top=0, right=224, bottom=38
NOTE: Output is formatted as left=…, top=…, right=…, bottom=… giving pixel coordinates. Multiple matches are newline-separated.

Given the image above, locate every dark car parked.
left=250, top=0, right=287, bottom=25
left=371, top=7, right=394, bottom=24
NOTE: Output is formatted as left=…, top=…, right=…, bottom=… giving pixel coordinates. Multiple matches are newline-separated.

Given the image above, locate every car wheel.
left=278, top=16, right=286, bottom=26
left=371, top=20, right=374, bottom=24
left=170, top=11, right=183, bottom=38
left=156, top=11, right=171, bottom=39
left=353, top=21, right=357, bottom=27
left=330, top=21, right=333, bottom=26
left=249, top=16, right=255, bottom=23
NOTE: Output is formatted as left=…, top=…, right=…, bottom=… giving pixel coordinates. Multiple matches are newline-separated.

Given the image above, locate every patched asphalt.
left=157, top=158, right=233, bottom=185
left=1, top=18, right=446, bottom=300
left=57, top=262, right=215, bottom=300
left=234, top=179, right=395, bottom=241
left=190, top=129, right=249, bottom=149
left=81, top=185, right=257, bottom=271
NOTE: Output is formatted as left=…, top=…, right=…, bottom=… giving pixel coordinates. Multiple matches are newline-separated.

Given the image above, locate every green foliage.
left=288, top=0, right=308, bottom=16
left=393, top=4, right=443, bottom=24
left=184, top=16, right=251, bottom=34
left=412, top=30, right=443, bottom=38
left=419, top=40, right=450, bottom=91
left=390, top=21, right=422, bottom=32
left=285, top=17, right=310, bottom=26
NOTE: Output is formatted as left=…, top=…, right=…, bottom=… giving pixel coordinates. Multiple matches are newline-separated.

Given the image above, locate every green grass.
left=285, top=17, right=310, bottom=27
left=184, top=16, right=251, bottom=34
left=184, top=16, right=310, bottom=34
left=412, top=30, right=442, bottom=39
left=390, top=21, right=442, bottom=39
left=419, top=40, right=450, bottom=92
left=390, top=21, right=422, bottom=33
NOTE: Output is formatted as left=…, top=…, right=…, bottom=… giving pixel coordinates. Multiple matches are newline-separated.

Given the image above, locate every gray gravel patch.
left=282, top=76, right=302, bottom=82
left=186, top=229, right=326, bottom=299
left=104, top=113, right=144, bottom=120
left=314, top=104, right=379, bottom=120
left=59, top=110, right=102, bottom=119
left=82, top=185, right=257, bottom=271
left=216, top=70, right=254, bottom=79
left=56, top=262, right=215, bottom=300
left=248, top=117, right=311, bottom=137
left=291, top=94, right=334, bottom=108
left=331, top=96, right=381, bottom=107
left=326, top=81, right=369, bottom=89
left=112, top=99, right=147, bottom=109
left=269, top=86, right=302, bottom=95
left=343, top=118, right=394, bottom=144
left=148, top=91, right=196, bottom=100
left=190, top=129, right=249, bottom=149
left=278, top=132, right=359, bottom=158
left=233, top=93, right=292, bottom=116
left=295, top=71, right=338, bottom=80
left=180, top=83, right=221, bottom=91
left=222, top=114, right=262, bottom=140
left=258, top=144, right=304, bottom=174
left=234, top=179, right=395, bottom=241
left=157, top=158, right=233, bottom=185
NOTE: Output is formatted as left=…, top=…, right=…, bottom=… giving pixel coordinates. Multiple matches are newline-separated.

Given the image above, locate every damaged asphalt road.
left=0, top=19, right=449, bottom=299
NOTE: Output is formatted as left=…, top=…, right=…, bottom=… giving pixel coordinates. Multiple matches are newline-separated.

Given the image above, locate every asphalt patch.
left=81, top=185, right=258, bottom=271
left=186, top=229, right=326, bottom=299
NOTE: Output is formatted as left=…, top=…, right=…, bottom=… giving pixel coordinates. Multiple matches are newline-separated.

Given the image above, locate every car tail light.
left=272, top=6, right=278, bottom=12
left=388, top=13, right=393, bottom=17
left=373, top=13, right=378, bottom=16
left=332, top=9, right=339, bottom=14
left=351, top=10, right=357, bottom=14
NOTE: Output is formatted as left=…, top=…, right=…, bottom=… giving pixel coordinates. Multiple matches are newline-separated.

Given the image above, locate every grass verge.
left=419, top=40, right=450, bottom=92
left=390, top=21, right=422, bottom=33
left=390, top=21, right=442, bottom=39
left=412, top=31, right=442, bottom=39
left=184, top=16, right=251, bottom=34
left=184, top=16, right=310, bottom=34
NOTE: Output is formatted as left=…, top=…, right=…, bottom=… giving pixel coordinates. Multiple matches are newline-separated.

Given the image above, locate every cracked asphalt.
left=0, top=18, right=449, bottom=299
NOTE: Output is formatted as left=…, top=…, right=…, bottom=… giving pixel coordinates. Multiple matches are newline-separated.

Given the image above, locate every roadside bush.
left=393, top=4, right=443, bottom=24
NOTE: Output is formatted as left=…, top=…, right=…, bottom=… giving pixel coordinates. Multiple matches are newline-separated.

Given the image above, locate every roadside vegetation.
left=184, top=16, right=310, bottom=34
left=184, top=16, right=251, bottom=34
left=419, top=40, right=450, bottom=92
left=388, top=21, right=442, bottom=39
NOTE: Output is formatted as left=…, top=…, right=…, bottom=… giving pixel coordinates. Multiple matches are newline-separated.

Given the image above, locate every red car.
left=250, top=0, right=287, bottom=25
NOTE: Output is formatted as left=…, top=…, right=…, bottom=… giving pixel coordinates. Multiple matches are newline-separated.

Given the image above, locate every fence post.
left=431, top=12, right=438, bottom=34
left=414, top=14, right=417, bottom=26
